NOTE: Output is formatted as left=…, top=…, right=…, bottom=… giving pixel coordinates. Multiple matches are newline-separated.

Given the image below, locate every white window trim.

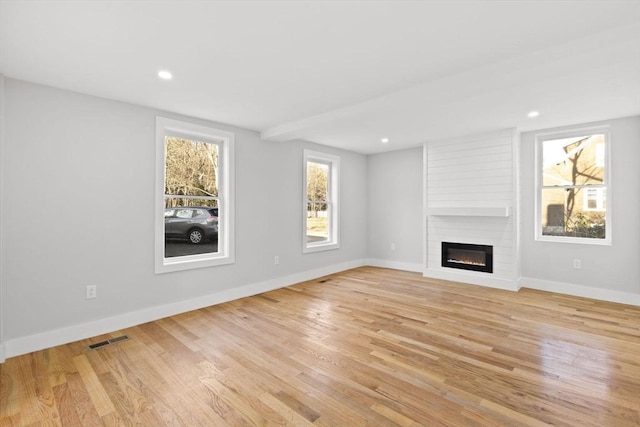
left=303, top=149, right=340, bottom=253
left=534, top=125, right=611, bottom=245
left=155, top=117, right=235, bottom=273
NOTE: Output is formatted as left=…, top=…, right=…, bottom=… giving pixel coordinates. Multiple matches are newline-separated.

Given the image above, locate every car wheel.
left=188, top=228, right=204, bottom=244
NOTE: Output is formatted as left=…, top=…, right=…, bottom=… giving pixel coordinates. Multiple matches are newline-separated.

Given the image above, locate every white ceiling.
left=1, top=0, right=639, bottom=154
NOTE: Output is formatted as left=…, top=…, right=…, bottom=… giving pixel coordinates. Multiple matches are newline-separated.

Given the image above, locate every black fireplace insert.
left=441, top=242, right=493, bottom=273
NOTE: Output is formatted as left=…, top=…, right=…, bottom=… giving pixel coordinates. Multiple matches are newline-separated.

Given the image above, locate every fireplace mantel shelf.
left=427, top=207, right=511, bottom=217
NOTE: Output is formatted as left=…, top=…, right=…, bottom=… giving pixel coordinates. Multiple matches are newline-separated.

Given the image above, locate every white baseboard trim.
left=520, top=277, right=640, bottom=306
left=367, top=259, right=423, bottom=273
left=423, top=268, right=520, bottom=292
left=2, top=259, right=367, bottom=360
left=5, top=262, right=636, bottom=362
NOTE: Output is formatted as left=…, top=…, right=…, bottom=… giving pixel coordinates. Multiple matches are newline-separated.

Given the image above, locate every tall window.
left=303, top=150, right=339, bottom=252
left=155, top=117, right=235, bottom=273
left=536, top=127, right=610, bottom=244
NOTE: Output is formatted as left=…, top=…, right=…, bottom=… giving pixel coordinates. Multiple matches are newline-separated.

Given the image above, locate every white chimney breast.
left=423, top=129, right=519, bottom=291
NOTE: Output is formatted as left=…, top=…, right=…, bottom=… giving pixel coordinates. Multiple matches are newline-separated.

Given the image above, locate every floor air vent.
left=88, top=335, right=130, bottom=350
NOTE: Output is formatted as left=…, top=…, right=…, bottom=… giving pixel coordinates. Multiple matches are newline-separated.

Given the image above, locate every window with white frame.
left=536, top=127, right=610, bottom=243
left=155, top=117, right=235, bottom=273
left=303, top=150, right=339, bottom=252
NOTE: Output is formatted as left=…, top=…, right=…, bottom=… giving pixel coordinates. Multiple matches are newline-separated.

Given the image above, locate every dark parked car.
left=164, top=207, right=218, bottom=244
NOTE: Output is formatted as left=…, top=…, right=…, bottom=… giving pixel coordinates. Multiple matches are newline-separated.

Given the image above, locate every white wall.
left=0, top=75, right=5, bottom=363
left=0, top=78, right=368, bottom=359
left=367, top=147, right=423, bottom=272
left=520, top=116, right=640, bottom=303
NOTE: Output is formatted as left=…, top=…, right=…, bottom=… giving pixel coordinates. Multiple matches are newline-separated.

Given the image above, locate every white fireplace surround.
left=423, top=129, right=520, bottom=291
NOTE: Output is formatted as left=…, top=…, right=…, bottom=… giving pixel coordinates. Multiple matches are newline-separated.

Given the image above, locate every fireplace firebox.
left=441, top=242, right=493, bottom=273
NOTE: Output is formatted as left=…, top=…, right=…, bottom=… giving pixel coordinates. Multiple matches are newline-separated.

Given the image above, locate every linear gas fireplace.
left=441, top=242, right=493, bottom=273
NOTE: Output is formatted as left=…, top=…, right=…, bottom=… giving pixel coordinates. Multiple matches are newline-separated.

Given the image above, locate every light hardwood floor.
left=1, top=267, right=639, bottom=426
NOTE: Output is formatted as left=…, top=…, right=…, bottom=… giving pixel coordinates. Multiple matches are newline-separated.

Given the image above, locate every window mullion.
left=542, top=184, right=606, bottom=190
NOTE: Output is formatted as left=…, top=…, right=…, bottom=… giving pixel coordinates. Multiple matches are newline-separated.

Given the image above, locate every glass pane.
left=165, top=136, right=218, bottom=197
left=541, top=188, right=606, bottom=239
left=306, top=202, right=329, bottom=244
left=307, top=161, right=329, bottom=202
left=542, top=134, right=605, bottom=187
left=164, top=197, right=219, bottom=258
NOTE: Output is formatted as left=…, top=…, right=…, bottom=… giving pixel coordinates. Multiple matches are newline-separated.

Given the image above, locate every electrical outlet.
left=573, top=259, right=581, bottom=270
left=391, top=243, right=396, bottom=251
left=274, top=255, right=280, bottom=265
left=86, top=285, right=97, bottom=299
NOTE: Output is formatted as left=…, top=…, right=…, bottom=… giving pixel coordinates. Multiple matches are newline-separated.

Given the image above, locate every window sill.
left=303, top=241, right=340, bottom=254
left=535, top=235, right=611, bottom=246
left=155, top=253, right=234, bottom=274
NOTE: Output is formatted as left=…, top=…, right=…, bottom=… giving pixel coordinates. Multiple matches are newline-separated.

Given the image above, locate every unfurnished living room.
left=0, top=1, right=639, bottom=426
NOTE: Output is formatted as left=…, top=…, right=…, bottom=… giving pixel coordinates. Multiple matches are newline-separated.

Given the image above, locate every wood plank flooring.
left=1, top=267, right=639, bottom=426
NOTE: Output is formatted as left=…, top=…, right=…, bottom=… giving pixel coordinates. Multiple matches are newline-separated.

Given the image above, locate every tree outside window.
left=165, top=137, right=218, bottom=209
left=306, top=161, right=329, bottom=243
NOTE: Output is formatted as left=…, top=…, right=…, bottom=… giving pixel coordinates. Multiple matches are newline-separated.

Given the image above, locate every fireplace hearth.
left=441, top=242, right=493, bottom=273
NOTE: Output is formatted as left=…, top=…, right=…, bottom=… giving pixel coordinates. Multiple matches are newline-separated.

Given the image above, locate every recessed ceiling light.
left=527, top=111, right=540, bottom=118
left=381, top=138, right=389, bottom=144
left=158, top=70, right=173, bottom=80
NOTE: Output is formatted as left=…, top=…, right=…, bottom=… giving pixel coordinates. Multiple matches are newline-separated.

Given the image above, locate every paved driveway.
left=165, top=240, right=218, bottom=257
